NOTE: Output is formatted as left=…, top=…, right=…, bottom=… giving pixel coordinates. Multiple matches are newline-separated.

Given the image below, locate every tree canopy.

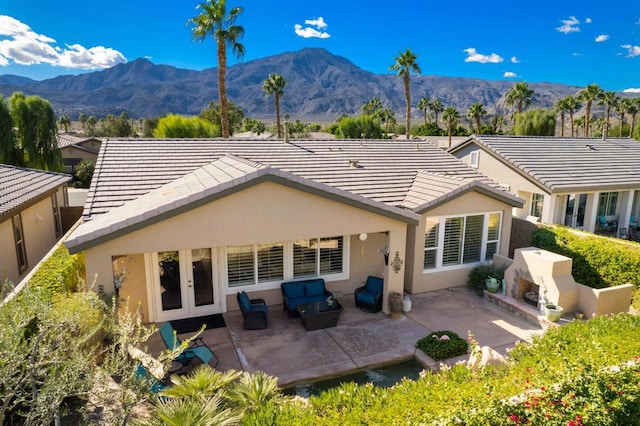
left=153, top=114, right=220, bottom=138
left=514, top=108, right=556, bottom=136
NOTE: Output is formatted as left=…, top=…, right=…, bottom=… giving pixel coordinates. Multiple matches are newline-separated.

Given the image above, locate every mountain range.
left=0, top=48, right=586, bottom=122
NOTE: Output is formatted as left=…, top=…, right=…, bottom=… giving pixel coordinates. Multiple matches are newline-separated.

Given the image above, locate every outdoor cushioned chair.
left=158, top=322, right=219, bottom=368
left=354, top=276, right=384, bottom=313
left=598, top=216, right=616, bottom=233
left=236, top=291, right=268, bottom=330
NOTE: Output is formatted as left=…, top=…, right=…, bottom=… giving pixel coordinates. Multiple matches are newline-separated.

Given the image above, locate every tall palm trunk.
left=585, top=102, right=592, bottom=137
left=404, top=73, right=410, bottom=139
left=560, top=111, right=565, bottom=137
left=217, top=39, right=229, bottom=138
left=569, top=110, right=575, bottom=137
left=275, top=93, right=281, bottom=138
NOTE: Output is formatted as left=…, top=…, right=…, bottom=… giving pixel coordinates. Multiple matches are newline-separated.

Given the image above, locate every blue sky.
left=1, top=0, right=639, bottom=92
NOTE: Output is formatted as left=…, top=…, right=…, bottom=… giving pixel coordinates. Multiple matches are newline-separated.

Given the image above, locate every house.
left=449, top=135, right=640, bottom=236
left=57, top=133, right=102, bottom=175
left=64, top=138, right=522, bottom=322
left=0, top=165, right=71, bottom=288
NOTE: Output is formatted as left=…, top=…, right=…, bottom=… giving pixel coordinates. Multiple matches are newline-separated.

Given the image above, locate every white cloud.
left=556, top=16, right=580, bottom=34
left=585, top=17, right=592, bottom=24
left=572, top=52, right=582, bottom=56
left=503, top=71, right=518, bottom=78
left=463, top=48, right=503, bottom=63
left=621, top=44, right=640, bottom=57
left=0, top=15, right=125, bottom=69
left=510, top=56, right=520, bottom=64
left=595, top=34, right=609, bottom=42
left=304, top=17, right=327, bottom=29
left=294, top=16, right=330, bottom=39
left=623, top=88, right=640, bottom=93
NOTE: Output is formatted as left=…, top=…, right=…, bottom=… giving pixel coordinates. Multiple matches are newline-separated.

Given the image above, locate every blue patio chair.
left=597, top=216, right=616, bottom=233
left=237, top=291, right=268, bottom=330
left=136, top=363, right=167, bottom=394
left=158, top=322, right=219, bottom=368
left=354, top=276, right=384, bottom=313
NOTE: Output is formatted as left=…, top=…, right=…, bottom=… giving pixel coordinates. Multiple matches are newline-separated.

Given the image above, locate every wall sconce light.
left=358, top=233, right=368, bottom=242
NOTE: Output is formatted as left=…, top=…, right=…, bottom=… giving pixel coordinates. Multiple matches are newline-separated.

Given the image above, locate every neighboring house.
left=0, top=165, right=71, bottom=287
left=57, top=133, right=102, bottom=175
left=449, top=135, right=640, bottom=236
left=64, top=138, right=522, bottom=323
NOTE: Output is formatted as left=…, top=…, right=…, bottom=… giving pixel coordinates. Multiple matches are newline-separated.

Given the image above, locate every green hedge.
left=244, top=314, right=640, bottom=424
left=531, top=226, right=640, bottom=289
left=416, top=331, right=468, bottom=361
left=27, top=245, right=85, bottom=300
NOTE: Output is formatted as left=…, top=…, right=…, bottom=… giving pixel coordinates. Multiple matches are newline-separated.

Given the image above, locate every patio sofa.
left=281, top=278, right=333, bottom=317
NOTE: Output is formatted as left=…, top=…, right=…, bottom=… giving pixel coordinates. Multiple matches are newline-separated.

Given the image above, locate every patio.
left=144, top=288, right=544, bottom=387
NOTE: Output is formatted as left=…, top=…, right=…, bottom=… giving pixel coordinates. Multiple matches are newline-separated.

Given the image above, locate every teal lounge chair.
left=159, top=322, right=219, bottom=368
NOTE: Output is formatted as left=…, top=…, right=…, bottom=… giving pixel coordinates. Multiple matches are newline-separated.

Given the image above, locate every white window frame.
left=530, top=193, right=544, bottom=218
left=597, top=192, right=618, bottom=217
left=423, top=212, right=502, bottom=273
left=469, top=151, right=479, bottom=168
left=222, top=235, right=350, bottom=293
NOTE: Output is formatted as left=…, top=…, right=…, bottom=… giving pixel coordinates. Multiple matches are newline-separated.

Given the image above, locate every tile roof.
left=57, top=134, right=101, bottom=154
left=451, top=136, right=640, bottom=192
left=83, top=138, right=516, bottom=220
left=66, top=154, right=423, bottom=251
left=0, top=164, right=71, bottom=220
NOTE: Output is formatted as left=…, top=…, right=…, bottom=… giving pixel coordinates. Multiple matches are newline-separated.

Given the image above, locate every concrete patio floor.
left=144, top=288, right=545, bottom=387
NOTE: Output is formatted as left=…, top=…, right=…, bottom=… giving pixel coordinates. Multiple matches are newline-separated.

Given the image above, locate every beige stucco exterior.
left=404, top=191, right=515, bottom=293
left=1, top=186, right=66, bottom=286
left=84, top=181, right=410, bottom=321
left=505, top=247, right=633, bottom=318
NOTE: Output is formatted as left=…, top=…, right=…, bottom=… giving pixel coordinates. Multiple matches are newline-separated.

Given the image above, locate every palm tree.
left=262, top=73, right=287, bottom=138
left=578, top=83, right=603, bottom=137
left=505, top=82, right=534, bottom=115
left=79, top=112, right=87, bottom=134
left=381, top=107, right=395, bottom=134
left=628, top=98, right=639, bottom=139
left=389, top=48, right=421, bottom=139
left=417, top=96, right=430, bottom=125
left=554, top=97, right=569, bottom=137
left=188, top=0, right=245, bottom=138
left=573, top=116, right=585, bottom=137
left=491, top=114, right=506, bottom=134
left=430, top=98, right=443, bottom=126
left=467, top=103, right=486, bottom=135
left=59, top=114, right=71, bottom=133
left=564, top=95, right=582, bottom=137
left=442, top=106, right=460, bottom=147
left=616, top=98, right=632, bottom=137
left=598, top=91, right=619, bottom=138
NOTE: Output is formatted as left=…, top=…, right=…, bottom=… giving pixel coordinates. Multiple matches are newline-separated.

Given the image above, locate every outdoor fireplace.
left=515, top=277, right=541, bottom=307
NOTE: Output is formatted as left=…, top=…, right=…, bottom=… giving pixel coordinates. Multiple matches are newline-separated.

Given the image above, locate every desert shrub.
left=416, top=330, right=468, bottom=361
left=467, top=263, right=505, bottom=294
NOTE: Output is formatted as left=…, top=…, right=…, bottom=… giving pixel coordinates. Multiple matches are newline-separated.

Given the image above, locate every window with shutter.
left=319, top=237, right=343, bottom=275
left=424, top=212, right=502, bottom=271
left=227, top=245, right=255, bottom=287
left=462, top=215, right=483, bottom=264
left=293, top=238, right=318, bottom=278
left=424, top=218, right=439, bottom=269
left=257, top=242, right=284, bottom=283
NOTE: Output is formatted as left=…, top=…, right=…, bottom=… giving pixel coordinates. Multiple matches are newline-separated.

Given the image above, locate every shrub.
left=27, top=245, right=85, bottom=300
left=416, top=330, right=468, bottom=361
left=532, top=226, right=640, bottom=290
left=467, top=263, right=505, bottom=295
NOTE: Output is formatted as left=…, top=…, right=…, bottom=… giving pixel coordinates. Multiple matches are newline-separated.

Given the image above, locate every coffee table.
left=297, top=300, right=343, bottom=331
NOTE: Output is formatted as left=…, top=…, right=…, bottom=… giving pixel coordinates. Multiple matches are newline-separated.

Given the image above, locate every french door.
left=564, top=194, right=587, bottom=228
left=151, top=248, right=221, bottom=322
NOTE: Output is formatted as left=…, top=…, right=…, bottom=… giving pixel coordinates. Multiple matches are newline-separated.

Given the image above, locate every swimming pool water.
left=283, top=359, right=424, bottom=398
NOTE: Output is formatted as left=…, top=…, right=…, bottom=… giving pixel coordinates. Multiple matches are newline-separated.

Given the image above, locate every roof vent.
left=349, top=159, right=359, bottom=168
left=585, top=144, right=597, bottom=151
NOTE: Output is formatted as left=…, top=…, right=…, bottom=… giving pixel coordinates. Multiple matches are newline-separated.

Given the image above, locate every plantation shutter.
left=424, top=218, right=439, bottom=269
left=257, top=242, right=284, bottom=283
left=319, top=236, right=343, bottom=275
left=293, top=239, right=318, bottom=278
left=227, top=245, right=255, bottom=286
left=442, top=217, right=463, bottom=266
left=462, top=215, right=483, bottom=264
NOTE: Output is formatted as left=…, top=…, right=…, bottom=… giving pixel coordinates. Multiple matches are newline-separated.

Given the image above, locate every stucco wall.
left=83, top=181, right=409, bottom=320
left=455, top=145, right=546, bottom=218
left=405, top=191, right=516, bottom=293
left=0, top=195, right=61, bottom=286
